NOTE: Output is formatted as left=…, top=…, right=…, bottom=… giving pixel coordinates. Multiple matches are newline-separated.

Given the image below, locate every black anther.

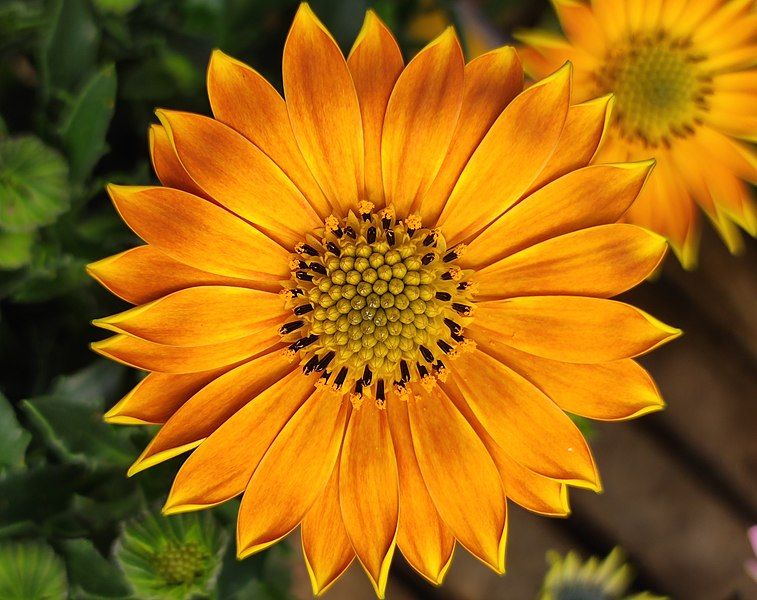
left=279, top=320, right=304, bottom=335
left=294, top=303, right=313, bottom=315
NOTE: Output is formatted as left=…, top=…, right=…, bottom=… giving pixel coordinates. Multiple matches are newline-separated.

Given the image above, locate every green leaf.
left=92, top=0, right=140, bottom=16
left=59, top=64, right=117, bottom=183
left=22, top=393, right=137, bottom=469
left=0, top=541, right=68, bottom=600
left=0, top=231, right=35, bottom=270
left=0, top=136, right=70, bottom=233
left=39, top=0, right=99, bottom=93
left=0, top=464, right=84, bottom=536
left=0, top=392, right=31, bottom=475
left=21, top=363, right=134, bottom=469
left=60, top=539, right=131, bottom=599
left=49, top=360, right=126, bottom=404
left=0, top=2, right=47, bottom=54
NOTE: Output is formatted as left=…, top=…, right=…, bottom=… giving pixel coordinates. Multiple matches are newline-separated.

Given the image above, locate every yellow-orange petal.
left=514, top=31, right=599, bottom=85
left=302, top=468, right=355, bottom=596
left=443, top=384, right=569, bottom=516
left=474, top=224, right=667, bottom=300
left=156, top=109, right=320, bottom=248
left=92, top=324, right=281, bottom=374
left=462, top=161, right=654, bottom=268
left=107, top=185, right=289, bottom=282
left=104, top=364, right=238, bottom=425
left=128, top=350, right=295, bottom=474
left=476, top=338, right=665, bottom=421
left=526, top=94, right=614, bottom=194
left=148, top=124, right=207, bottom=198
left=86, top=246, right=274, bottom=306
left=347, top=10, right=404, bottom=207
left=417, top=46, right=523, bottom=224
left=436, top=63, right=571, bottom=243
left=206, top=50, right=331, bottom=217
left=448, top=350, right=599, bottom=489
left=492, top=449, right=569, bottom=517
left=93, top=286, right=286, bottom=346
left=408, top=386, right=507, bottom=573
left=623, top=157, right=699, bottom=269
left=163, top=370, right=314, bottom=513
left=381, top=28, right=464, bottom=218
left=472, top=296, right=682, bottom=364
left=552, top=0, right=607, bottom=56
left=387, top=398, right=454, bottom=585
left=339, top=407, right=398, bottom=598
left=283, top=4, right=364, bottom=215
left=237, top=389, right=348, bottom=558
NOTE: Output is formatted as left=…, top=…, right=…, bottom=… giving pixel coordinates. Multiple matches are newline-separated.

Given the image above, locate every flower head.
left=0, top=542, right=67, bottom=600
left=115, top=510, right=227, bottom=600
left=90, top=4, right=679, bottom=596
left=540, top=547, right=666, bottom=600
left=517, top=0, right=757, bottom=268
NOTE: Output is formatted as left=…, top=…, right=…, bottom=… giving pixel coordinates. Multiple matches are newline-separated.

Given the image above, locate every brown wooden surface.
left=287, top=230, right=757, bottom=600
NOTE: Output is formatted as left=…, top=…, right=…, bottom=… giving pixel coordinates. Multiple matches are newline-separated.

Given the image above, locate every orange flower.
left=517, top=0, right=757, bottom=268
left=89, top=4, right=679, bottom=597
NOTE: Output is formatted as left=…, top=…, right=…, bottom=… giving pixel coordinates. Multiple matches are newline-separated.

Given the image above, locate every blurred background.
left=0, top=0, right=754, bottom=598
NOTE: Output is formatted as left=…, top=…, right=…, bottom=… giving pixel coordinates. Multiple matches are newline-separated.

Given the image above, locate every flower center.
left=595, top=30, right=712, bottom=147
left=280, top=202, right=475, bottom=407
left=151, top=542, right=207, bottom=585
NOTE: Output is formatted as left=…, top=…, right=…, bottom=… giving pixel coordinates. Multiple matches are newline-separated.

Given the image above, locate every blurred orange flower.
left=517, top=0, right=757, bottom=268
left=90, top=4, right=679, bottom=597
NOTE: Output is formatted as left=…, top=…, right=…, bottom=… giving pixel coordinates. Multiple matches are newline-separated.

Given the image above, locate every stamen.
left=435, top=291, right=451, bottom=302
left=443, top=245, right=466, bottom=262
left=319, top=370, right=332, bottom=385
left=367, top=226, right=377, bottom=244
left=444, top=318, right=461, bottom=333
left=326, top=242, right=341, bottom=256
left=376, top=380, right=385, bottom=404
left=437, top=339, right=453, bottom=354
left=280, top=320, right=304, bottom=334
left=452, top=303, right=473, bottom=316
left=316, top=351, right=335, bottom=371
left=419, top=345, right=435, bottom=363
left=358, top=200, right=375, bottom=219
left=421, top=252, right=436, bottom=265
left=400, top=360, right=411, bottom=383
left=344, top=226, right=356, bottom=239
left=297, top=243, right=319, bottom=256
left=405, top=214, right=422, bottom=233
left=309, top=262, right=327, bottom=275
left=334, top=367, right=348, bottom=389
left=296, top=271, right=313, bottom=282
left=423, top=231, right=438, bottom=246
left=294, top=304, right=313, bottom=316
left=303, top=356, right=320, bottom=374
left=362, top=365, right=373, bottom=386
left=289, top=335, right=318, bottom=352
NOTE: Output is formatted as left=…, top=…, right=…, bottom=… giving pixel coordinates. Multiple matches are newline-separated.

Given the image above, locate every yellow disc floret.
left=596, top=30, right=711, bottom=147
left=281, top=208, right=475, bottom=406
